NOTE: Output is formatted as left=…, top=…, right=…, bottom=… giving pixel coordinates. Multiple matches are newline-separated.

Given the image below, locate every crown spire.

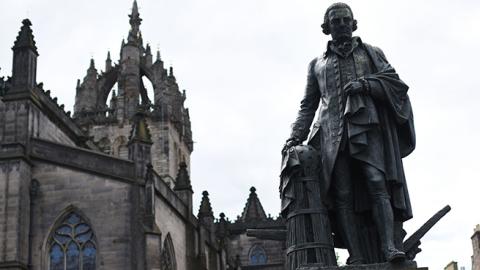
left=128, top=0, right=142, bottom=44
left=131, top=0, right=139, bottom=17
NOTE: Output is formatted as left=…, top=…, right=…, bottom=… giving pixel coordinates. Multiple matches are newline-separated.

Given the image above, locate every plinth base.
left=298, top=261, right=428, bottom=270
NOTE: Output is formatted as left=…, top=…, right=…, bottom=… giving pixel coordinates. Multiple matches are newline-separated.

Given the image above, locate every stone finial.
left=174, top=162, right=192, bottom=191
left=129, top=109, right=152, bottom=144
left=156, top=50, right=161, bottom=61
left=198, top=191, right=214, bottom=219
left=13, top=19, right=38, bottom=55
left=169, top=66, right=174, bottom=77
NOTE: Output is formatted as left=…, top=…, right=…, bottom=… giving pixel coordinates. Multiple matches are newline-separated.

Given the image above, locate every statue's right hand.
left=282, top=137, right=301, bottom=154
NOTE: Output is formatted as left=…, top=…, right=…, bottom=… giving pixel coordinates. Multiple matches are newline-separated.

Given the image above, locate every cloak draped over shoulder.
left=346, top=44, right=415, bottom=220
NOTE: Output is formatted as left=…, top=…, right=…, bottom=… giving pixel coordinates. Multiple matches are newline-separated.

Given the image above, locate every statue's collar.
left=325, top=36, right=362, bottom=59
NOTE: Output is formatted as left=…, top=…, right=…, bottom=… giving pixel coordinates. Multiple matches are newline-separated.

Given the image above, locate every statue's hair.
left=321, top=2, right=358, bottom=35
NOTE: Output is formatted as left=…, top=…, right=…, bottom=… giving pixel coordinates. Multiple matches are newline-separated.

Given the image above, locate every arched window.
left=249, top=244, right=267, bottom=265
left=48, top=212, right=97, bottom=270
left=161, top=234, right=176, bottom=270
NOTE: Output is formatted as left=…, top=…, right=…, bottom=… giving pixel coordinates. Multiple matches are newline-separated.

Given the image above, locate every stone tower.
left=73, top=0, right=193, bottom=182
left=472, top=225, right=480, bottom=270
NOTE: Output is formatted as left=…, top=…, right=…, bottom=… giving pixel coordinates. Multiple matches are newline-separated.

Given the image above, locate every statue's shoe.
left=346, top=256, right=366, bottom=265
left=385, top=249, right=406, bottom=263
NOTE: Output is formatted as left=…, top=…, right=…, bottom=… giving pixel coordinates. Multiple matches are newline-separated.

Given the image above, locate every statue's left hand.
left=344, top=80, right=365, bottom=96
left=282, top=137, right=301, bottom=155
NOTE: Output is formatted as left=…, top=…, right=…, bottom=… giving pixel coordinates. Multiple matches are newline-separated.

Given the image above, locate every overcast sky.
left=1, top=0, right=479, bottom=268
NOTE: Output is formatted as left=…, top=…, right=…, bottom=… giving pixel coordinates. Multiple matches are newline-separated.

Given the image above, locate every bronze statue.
left=282, top=2, right=415, bottom=265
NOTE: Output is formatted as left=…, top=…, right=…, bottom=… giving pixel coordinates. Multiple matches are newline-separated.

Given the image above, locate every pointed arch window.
left=48, top=212, right=97, bottom=270
left=249, top=244, right=267, bottom=265
left=161, top=234, right=176, bottom=270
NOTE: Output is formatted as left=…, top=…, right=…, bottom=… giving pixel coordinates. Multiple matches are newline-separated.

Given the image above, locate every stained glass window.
left=249, top=245, right=267, bottom=265
left=48, top=212, right=97, bottom=270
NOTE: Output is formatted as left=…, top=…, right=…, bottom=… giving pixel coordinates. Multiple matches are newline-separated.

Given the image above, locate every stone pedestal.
left=298, top=261, right=428, bottom=270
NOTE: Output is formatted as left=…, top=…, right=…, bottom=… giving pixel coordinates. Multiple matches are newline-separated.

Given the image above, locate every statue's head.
left=321, top=3, right=357, bottom=41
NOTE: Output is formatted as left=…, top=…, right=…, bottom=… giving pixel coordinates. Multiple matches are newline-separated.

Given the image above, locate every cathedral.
left=0, top=1, right=285, bottom=269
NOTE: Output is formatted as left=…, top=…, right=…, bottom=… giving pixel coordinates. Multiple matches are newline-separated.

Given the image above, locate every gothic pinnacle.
left=129, top=110, right=152, bottom=144
left=174, top=162, right=191, bottom=190
left=89, top=58, right=95, bottom=69
left=105, top=51, right=112, bottom=71
left=13, top=19, right=38, bottom=55
left=145, top=44, right=151, bottom=55
left=198, top=191, right=214, bottom=219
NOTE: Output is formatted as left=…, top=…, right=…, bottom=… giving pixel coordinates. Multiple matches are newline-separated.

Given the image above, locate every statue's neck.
left=332, top=37, right=353, bottom=46
left=329, top=37, right=358, bottom=57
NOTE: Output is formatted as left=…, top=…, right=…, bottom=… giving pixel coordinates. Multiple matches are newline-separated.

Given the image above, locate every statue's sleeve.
left=290, top=58, right=321, bottom=142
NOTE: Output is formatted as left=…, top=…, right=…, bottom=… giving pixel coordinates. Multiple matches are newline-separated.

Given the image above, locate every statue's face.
left=327, top=7, right=353, bottom=41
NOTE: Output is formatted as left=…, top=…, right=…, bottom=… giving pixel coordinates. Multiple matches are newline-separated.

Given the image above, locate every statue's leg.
left=332, top=152, right=365, bottom=265
left=362, top=164, right=406, bottom=262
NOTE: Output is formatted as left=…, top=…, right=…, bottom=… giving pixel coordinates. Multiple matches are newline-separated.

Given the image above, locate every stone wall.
left=89, top=119, right=191, bottom=181
left=154, top=196, right=188, bottom=270
left=0, top=100, right=30, bottom=145
left=30, top=161, right=134, bottom=270
left=30, top=104, right=75, bottom=146
left=0, top=99, right=75, bottom=147
left=228, top=234, right=285, bottom=269
left=0, top=160, right=31, bottom=269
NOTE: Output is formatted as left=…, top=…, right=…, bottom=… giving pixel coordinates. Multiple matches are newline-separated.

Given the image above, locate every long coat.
left=290, top=41, right=415, bottom=221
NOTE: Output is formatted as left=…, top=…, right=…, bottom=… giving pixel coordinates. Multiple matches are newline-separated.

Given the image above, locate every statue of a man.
left=283, top=2, right=415, bottom=264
